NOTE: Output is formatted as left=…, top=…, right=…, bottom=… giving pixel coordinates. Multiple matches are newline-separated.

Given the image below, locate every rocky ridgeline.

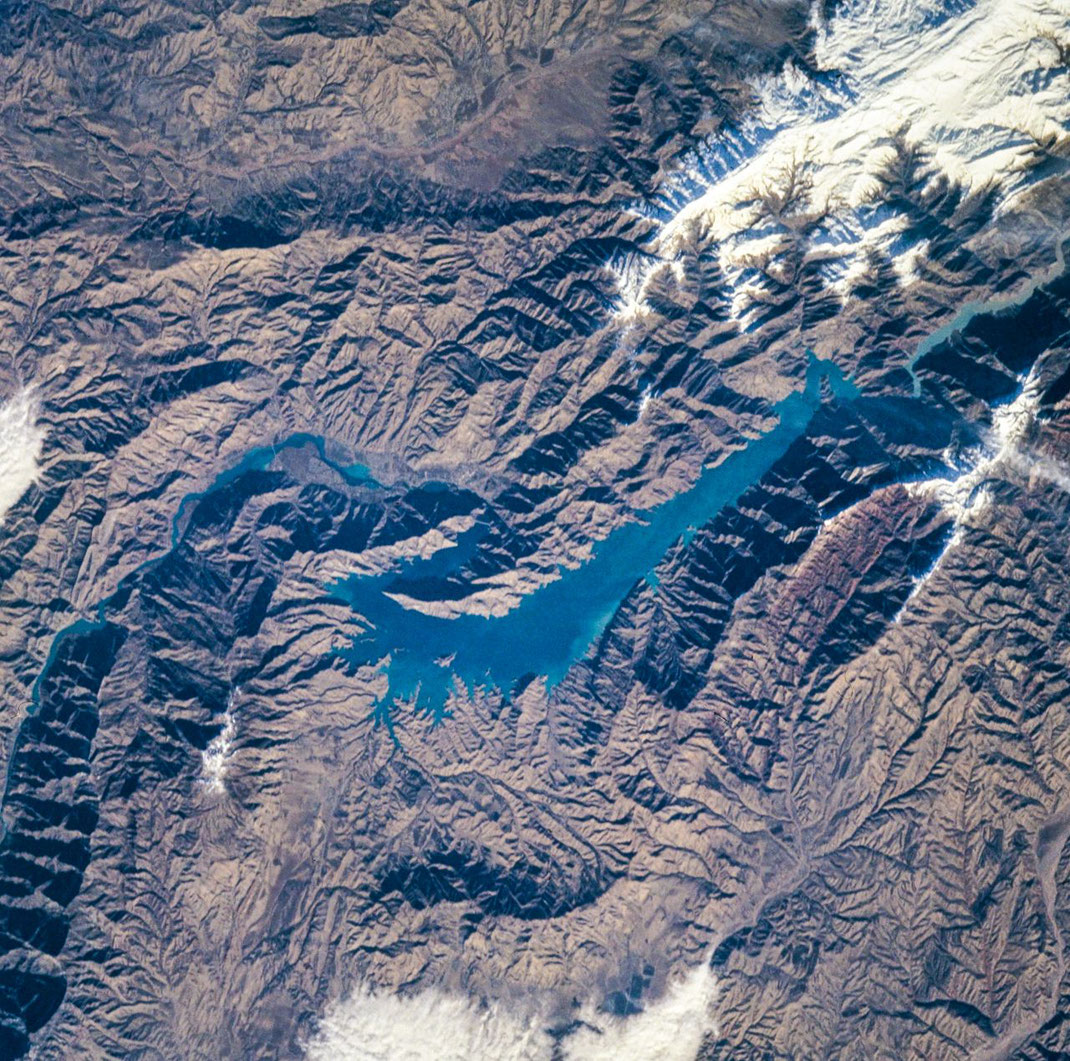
left=0, top=0, right=1069, bottom=1057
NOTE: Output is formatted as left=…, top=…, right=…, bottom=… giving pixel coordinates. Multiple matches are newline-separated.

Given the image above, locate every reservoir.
left=18, top=357, right=857, bottom=734
left=333, top=355, right=858, bottom=719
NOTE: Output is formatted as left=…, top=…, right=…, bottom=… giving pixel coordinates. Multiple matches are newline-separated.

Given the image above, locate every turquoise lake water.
left=332, top=356, right=858, bottom=718
left=907, top=234, right=1070, bottom=395
left=21, top=358, right=857, bottom=733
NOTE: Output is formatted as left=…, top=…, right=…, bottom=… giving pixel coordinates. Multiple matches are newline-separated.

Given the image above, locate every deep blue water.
left=334, top=356, right=858, bottom=718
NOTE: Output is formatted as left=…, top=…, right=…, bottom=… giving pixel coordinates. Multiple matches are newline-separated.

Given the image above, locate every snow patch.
left=200, top=690, right=238, bottom=793
left=637, top=387, right=656, bottom=421
left=897, top=372, right=1070, bottom=615
left=615, top=0, right=1070, bottom=322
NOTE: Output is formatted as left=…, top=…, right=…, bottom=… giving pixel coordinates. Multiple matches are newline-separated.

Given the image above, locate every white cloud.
left=565, top=962, right=717, bottom=1061
left=305, top=986, right=552, bottom=1061
left=0, top=387, right=44, bottom=523
left=304, top=962, right=717, bottom=1061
